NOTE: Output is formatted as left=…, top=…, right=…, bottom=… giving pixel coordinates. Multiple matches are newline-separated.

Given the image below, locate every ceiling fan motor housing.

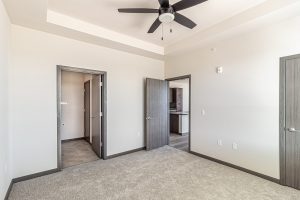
left=159, top=7, right=175, bottom=23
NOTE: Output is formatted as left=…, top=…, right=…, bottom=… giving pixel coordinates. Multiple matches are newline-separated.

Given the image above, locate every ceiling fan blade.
left=148, top=18, right=162, bottom=33
left=174, top=13, right=197, bottom=29
left=118, top=8, right=159, bottom=13
left=172, top=0, right=207, bottom=12
left=158, top=0, right=170, bottom=8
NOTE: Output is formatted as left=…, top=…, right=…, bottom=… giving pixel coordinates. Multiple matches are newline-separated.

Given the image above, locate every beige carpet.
left=62, top=139, right=99, bottom=168
left=9, top=146, right=300, bottom=200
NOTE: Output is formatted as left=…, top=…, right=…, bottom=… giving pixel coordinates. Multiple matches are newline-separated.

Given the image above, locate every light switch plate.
left=232, top=142, right=238, bottom=150
left=217, top=139, right=223, bottom=146
left=216, top=67, right=223, bottom=74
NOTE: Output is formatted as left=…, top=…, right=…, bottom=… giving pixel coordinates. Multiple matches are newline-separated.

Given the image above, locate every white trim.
left=47, top=10, right=164, bottom=55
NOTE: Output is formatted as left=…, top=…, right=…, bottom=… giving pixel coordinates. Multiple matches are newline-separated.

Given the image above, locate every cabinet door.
left=176, top=88, right=183, bottom=111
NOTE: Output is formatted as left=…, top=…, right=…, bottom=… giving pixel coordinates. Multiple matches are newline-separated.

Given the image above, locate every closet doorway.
left=57, top=66, right=107, bottom=170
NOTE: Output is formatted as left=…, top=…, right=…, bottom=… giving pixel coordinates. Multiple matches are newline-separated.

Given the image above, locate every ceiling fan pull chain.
left=170, top=22, right=173, bottom=33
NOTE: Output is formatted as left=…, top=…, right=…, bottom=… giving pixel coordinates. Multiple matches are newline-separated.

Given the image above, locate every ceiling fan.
left=118, top=0, right=208, bottom=33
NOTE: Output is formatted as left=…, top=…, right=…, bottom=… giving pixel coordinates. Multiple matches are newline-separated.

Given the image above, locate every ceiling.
left=3, top=0, right=300, bottom=58
left=48, top=0, right=267, bottom=46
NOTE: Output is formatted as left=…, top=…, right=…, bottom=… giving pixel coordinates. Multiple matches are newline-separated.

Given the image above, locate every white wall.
left=61, top=71, right=85, bottom=140
left=0, top=1, right=11, bottom=199
left=165, top=16, right=300, bottom=179
left=169, top=79, right=189, bottom=112
left=10, top=25, right=164, bottom=178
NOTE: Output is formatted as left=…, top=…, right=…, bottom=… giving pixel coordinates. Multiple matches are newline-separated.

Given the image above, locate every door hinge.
left=100, top=112, right=103, bottom=117
left=100, top=82, right=103, bottom=87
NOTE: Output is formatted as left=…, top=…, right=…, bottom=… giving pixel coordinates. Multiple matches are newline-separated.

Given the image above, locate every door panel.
left=84, top=81, right=90, bottom=143
left=146, top=78, right=168, bottom=150
left=285, top=57, right=300, bottom=189
left=91, top=75, right=101, bottom=157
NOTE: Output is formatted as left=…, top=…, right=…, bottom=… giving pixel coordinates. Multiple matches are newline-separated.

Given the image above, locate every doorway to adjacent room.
left=57, top=66, right=107, bottom=169
left=144, top=75, right=191, bottom=152
left=167, top=76, right=191, bottom=152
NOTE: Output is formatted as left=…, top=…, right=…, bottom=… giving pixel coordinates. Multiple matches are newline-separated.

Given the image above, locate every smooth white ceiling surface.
left=48, top=0, right=267, bottom=46
left=3, top=0, right=300, bottom=57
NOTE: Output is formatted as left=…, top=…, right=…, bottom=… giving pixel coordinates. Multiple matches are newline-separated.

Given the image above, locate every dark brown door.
left=91, top=75, right=101, bottom=157
left=283, top=56, right=300, bottom=189
left=84, top=81, right=91, bottom=143
left=145, top=78, right=168, bottom=151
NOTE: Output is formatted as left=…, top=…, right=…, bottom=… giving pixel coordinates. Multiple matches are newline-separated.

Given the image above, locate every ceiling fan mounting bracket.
left=159, top=7, right=174, bottom=15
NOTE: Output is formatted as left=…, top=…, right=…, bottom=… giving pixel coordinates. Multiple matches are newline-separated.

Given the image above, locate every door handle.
left=287, top=128, right=300, bottom=133
left=146, top=116, right=152, bottom=120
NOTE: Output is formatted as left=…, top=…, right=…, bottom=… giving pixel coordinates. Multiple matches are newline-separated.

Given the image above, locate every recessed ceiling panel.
left=48, top=0, right=267, bottom=46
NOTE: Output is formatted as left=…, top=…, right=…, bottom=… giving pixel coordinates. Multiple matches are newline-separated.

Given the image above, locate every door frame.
left=57, top=65, right=108, bottom=170
left=279, top=54, right=300, bottom=185
left=166, top=75, right=191, bottom=152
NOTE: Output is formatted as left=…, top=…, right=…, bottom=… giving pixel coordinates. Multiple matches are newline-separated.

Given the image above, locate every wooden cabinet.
left=170, top=114, right=179, bottom=133
left=170, top=113, right=189, bottom=134
left=169, top=88, right=183, bottom=111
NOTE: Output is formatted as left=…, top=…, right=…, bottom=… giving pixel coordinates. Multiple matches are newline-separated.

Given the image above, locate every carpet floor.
left=62, top=139, right=99, bottom=168
left=9, top=146, right=300, bottom=200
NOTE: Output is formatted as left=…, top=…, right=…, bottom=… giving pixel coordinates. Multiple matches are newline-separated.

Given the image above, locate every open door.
left=84, top=80, right=91, bottom=143
left=145, top=78, right=169, bottom=151
left=280, top=55, right=300, bottom=189
left=91, top=75, right=101, bottom=157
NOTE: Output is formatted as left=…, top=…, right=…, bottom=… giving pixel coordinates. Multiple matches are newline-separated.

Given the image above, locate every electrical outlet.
left=201, top=109, right=206, bottom=116
left=217, top=139, right=223, bottom=146
left=232, top=142, right=238, bottom=150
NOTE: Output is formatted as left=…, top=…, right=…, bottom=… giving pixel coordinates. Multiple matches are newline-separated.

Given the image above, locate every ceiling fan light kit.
left=118, top=0, right=208, bottom=38
left=158, top=7, right=175, bottom=23
left=159, top=13, right=175, bottom=23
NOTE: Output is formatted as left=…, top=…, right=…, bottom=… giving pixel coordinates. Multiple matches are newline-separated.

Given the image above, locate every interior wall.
left=10, top=25, right=164, bottom=178
left=165, top=16, right=300, bottom=179
left=61, top=71, right=85, bottom=140
left=0, top=1, right=12, bottom=199
left=169, top=80, right=190, bottom=112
